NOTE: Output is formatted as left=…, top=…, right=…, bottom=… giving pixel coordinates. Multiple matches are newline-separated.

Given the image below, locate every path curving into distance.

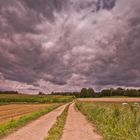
left=61, top=103, right=103, bottom=140
left=3, top=104, right=67, bottom=140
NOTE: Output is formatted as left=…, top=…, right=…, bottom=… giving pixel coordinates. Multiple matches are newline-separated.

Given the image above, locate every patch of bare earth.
left=0, top=104, right=54, bottom=124
left=79, top=98, right=140, bottom=102
left=61, top=103, right=103, bottom=140
left=2, top=104, right=67, bottom=140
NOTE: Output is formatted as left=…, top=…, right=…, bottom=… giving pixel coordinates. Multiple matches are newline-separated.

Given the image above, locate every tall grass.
left=76, top=101, right=140, bottom=140
left=0, top=104, right=61, bottom=138
left=0, top=94, right=75, bottom=103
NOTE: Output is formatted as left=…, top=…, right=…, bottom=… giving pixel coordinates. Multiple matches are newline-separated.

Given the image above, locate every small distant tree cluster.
left=38, top=91, right=46, bottom=95
left=80, top=88, right=95, bottom=97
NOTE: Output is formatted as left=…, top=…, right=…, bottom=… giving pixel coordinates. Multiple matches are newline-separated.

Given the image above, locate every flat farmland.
left=0, top=94, right=75, bottom=103
left=0, top=103, right=57, bottom=125
left=78, top=97, right=140, bottom=102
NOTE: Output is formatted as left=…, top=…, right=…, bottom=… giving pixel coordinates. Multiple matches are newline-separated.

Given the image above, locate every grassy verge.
left=45, top=104, right=69, bottom=140
left=0, top=104, right=62, bottom=139
left=76, top=101, right=140, bottom=140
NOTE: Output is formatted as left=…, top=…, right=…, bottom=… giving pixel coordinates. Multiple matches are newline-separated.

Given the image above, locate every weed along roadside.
left=76, top=101, right=140, bottom=140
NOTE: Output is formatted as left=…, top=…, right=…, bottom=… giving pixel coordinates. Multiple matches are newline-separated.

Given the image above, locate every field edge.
left=0, top=103, right=62, bottom=139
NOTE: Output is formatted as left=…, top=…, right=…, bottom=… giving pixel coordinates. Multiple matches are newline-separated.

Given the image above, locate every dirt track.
left=3, top=104, right=67, bottom=140
left=3, top=97, right=138, bottom=140
left=61, top=103, right=102, bottom=140
left=79, top=98, right=140, bottom=102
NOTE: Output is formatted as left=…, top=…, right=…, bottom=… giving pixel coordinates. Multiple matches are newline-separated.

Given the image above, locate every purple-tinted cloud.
left=0, top=0, right=140, bottom=93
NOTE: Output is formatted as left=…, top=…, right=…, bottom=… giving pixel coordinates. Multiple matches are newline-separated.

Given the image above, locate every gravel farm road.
left=3, top=97, right=138, bottom=140
left=61, top=103, right=103, bottom=140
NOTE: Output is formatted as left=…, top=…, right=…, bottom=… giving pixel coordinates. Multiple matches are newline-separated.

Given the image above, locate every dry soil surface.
left=3, top=104, right=67, bottom=140
left=79, top=98, right=140, bottom=102
left=61, top=103, right=103, bottom=140
left=0, top=104, right=54, bottom=125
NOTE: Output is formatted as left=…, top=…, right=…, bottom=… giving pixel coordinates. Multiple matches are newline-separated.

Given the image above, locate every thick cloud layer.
left=0, top=0, right=140, bottom=93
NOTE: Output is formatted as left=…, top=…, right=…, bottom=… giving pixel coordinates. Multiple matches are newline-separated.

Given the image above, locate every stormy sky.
left=0, top=0, right=140, bottom=93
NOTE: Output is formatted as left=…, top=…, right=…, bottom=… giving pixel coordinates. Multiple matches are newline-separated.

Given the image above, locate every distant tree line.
left=0, top=91, right=19, bottom=94
left=51, top=88, right=140, bottom=98
left=100, top=88, right=140, bottom=97
left=1, top=88, right=140, bottom=98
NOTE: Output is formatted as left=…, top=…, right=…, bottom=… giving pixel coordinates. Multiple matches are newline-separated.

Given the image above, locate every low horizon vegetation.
left=52, top=88, right=140, bottom=98
left=76, top=101, right=140, bottom=140
left=1, top=88, right=140, bottom=99
left=0, top=93, right=75, bottom=103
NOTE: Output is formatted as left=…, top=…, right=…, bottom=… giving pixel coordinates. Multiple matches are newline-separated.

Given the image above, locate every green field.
left=76, top=101, right=140, bottom=140
left=0, top=94, right=75, bottom=103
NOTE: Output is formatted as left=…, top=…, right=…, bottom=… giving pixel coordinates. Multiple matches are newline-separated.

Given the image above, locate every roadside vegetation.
left=0, top=94, right=75, bottom=103
left=76, top=101, right=140, bottom=140
left=46, top=104, right=69, bottom=140
left=0, top=103, right=62, bottom=138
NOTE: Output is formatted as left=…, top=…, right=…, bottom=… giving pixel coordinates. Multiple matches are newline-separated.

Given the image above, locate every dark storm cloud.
left=97, top=0, right=116, bottom=11
left=93, top=3, right=140, bottom=87
left=22, top=0, right=67, bottom=21
left=0, top=1, right=38, bottom=35
left=0, top=0, right=140, bottom=92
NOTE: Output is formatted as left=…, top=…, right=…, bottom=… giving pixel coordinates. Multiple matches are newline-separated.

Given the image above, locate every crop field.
left=76, top=101, right=140, bottom=140
left=79, top=97, right=140, bottom=102
left=0, top=94, right=75, bottom=138
left=0, top=94, right=75, bottom=103
left=0, top=103, right=59, bottom=125
left=2, top=95, right=140, bottom=140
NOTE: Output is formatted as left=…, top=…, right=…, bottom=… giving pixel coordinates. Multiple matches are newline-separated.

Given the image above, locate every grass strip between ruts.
left=46, top=104, right=70, bottom=140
